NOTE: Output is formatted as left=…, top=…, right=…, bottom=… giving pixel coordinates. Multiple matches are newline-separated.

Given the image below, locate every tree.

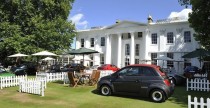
left=0, top=0, right=76, bottom=64
left=187, top=0, right=210, bottom=81
left=178, top=0, right=191, bottom=8
left=188, top=0, right=210, bottom=49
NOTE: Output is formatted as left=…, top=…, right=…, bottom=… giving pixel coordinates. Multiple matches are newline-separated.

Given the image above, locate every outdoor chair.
left=68, top=72, right=79, bottom=87
left=89, top=70, right=100, bottom=86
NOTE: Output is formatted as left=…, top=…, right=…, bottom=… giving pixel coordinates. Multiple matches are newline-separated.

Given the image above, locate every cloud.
left=68, top=13, right=88, bottom=29
left=168, top=9, right=192, bottom=19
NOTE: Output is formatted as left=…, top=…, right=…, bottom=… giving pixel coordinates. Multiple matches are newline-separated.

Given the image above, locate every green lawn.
left=0, top=82, right=209, bottom=108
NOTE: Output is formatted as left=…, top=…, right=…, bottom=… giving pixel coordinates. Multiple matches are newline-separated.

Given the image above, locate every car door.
left=112, top=66, right=142, bottom=93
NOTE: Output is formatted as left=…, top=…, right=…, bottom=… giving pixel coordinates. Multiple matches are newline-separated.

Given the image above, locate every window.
left=100, top=54, right=104, bottom=65
left=90, top=38, right=94, bottom=47
left=140, top=67, right=156, bottom=76
left=138, top=32, right=142, bottom=38
left=101, top=37, right=105, bottom=46
left=167, top=32, right=174, bottom=43
left=90, top=54, right=93, bottom=66
left=135, top=44, right=139, bottom=56
left=184, top=31, right=191, bottom=42
left=151, top=53, right=157, bottom=65
left=151, top=33, right=157, bottom=44
left=128, top=33, right=131, bottom=38
left=118, top=67, right=140, bottom=76
left=125, top=44, right=130, bottom=55
left=125, top=58, right=130, bottom=66
left=135, top=59, right=139, bottom=64
left=121, top=34, right=124, bottom=39
left=81, top=39, right=84, bottom=47
left=167, top=53, right=174, bottom=67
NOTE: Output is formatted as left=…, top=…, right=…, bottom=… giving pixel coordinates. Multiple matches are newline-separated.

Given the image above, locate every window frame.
left=135, top=44, right=139, bottom=56
left=167, top=32, right=174, bottom=44
left=184, top=31, right=191, bottom=43
left=151, top=33, right=157, bottom=44
left=101, top=37, right=105, bottom=46
left=100, top=54, right=104, bottom=65
left=81, top=38, right=84, bottom=47
left=167, top=53, right=174, bottom=67
left=138, top=32, right=143, bottom=38
left=90, top=38, right=94, bottom=47
left=151, top=53, right=157, bottom=65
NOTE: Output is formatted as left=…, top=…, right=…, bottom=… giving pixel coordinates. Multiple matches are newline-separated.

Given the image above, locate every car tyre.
left=150, top=89, right=166, bottom=103
left=100, top=85, right=112, bottom=96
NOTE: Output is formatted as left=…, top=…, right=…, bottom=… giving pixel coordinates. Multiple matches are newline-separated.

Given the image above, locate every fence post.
left=188, top=95, right=191, bottom=108
left=0, top=77, right=2, bottom=89
left=207, top=98, right=210, bottom=108
left=187, top=79, right=189, bottom=91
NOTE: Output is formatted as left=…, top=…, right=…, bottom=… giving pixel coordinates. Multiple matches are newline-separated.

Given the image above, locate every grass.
left=0, top=82, right=209, bottom=108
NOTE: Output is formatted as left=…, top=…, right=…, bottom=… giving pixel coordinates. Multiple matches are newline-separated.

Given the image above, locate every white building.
left=75, top=16, right=200, bottom=73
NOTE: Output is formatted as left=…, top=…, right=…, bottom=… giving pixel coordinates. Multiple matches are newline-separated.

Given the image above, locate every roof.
left=105, top=20, right=147, bottom=29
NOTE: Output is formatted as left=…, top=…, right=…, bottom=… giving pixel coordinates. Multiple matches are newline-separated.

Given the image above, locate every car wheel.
left=100, top=85, right=112, bottom=96
left=150, top=89, right=166, bottom=103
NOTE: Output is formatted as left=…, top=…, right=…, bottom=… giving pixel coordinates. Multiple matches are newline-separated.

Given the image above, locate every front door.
left=112, top=66, right=141, bottom=93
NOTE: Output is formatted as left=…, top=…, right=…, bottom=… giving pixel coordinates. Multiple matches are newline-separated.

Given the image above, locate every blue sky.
left=68, top=0, right=192, bottom=48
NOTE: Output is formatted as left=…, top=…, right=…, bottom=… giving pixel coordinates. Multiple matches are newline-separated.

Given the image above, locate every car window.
left=140, top=67, right=156, bottom=76
left=118, top=67, right=139, bottom=76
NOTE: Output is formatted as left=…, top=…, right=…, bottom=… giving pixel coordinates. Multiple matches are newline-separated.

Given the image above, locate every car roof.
left=127, top=64, right=159, bottom=68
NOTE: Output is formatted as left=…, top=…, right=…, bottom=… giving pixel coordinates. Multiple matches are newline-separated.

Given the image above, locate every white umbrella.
left=32, top=51, right=57, bottom=56
left=42, top=57, right=55, bottom=61
left=72, top=55, right=92, bottom=61
left=8, top=53, right=28, bottom=57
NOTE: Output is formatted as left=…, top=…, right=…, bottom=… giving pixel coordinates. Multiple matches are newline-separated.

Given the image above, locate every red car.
left=97, top=64, right=119, bottom=72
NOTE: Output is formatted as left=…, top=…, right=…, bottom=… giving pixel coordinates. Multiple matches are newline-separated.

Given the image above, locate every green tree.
left=0, top=0, right=76, bottom=64
left=188, top=0, right=210, bottom=49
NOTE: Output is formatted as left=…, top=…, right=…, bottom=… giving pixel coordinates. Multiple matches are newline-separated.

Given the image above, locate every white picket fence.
left=0, top=75, right=27, bottom=89
left=187, top=78, right=210, bottom=92
left=188, top=95, right=210, bottom=108
left=36, top=72, right=68, bottom=83
left=194, top=73, right=208, bottom=78
left=19, top=78, right=46, bottom=96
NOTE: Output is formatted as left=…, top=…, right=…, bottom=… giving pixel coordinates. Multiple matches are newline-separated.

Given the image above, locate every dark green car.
left=0, top=67, right=15, bottom=77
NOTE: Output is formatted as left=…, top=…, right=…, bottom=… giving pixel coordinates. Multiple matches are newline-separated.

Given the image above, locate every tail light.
left=164, top=79, right=171, bottom=86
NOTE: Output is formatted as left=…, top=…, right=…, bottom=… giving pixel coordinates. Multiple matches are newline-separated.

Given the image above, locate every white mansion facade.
left=75, top=17, right=200, bottom=73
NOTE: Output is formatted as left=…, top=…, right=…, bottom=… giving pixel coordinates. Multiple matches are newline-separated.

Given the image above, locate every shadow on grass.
left=52, top=80, right=65, bottom=84
left=91, top=89, right=153, bottom=102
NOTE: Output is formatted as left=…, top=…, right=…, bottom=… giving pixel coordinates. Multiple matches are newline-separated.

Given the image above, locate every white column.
left=105, top=34, right=111, bottom=64
left=117, top=33, right=122, bottom=68
left=130, top=32, right=135, bottom=64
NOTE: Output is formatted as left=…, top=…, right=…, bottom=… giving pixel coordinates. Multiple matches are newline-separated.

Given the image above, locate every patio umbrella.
left=68, top=47, right=99, bottom=65
left=182, top=48, right=210, bottom=58
left=182, top=48, right=210, bottom=67
left=8, top=53, right=28, bottom=57
left=42, top=57, right=55, bottom=61
left=32, top=51, right=57, bottom=56
left=72, top=55, right=92, bottom=61
left=8, top=53, right=28, bottom=65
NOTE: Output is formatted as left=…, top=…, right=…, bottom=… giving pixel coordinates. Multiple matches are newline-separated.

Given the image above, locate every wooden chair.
left=68, top=72, right=79, bottom=87
left=89, top=70, right=100, bottom=86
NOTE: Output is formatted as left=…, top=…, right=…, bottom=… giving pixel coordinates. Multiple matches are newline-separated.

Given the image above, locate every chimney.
left=147, top=15, right=153, bottom=24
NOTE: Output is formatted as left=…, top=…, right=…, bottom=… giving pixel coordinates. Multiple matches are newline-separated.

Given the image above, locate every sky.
left=68, top=0, right=192, bottom=48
